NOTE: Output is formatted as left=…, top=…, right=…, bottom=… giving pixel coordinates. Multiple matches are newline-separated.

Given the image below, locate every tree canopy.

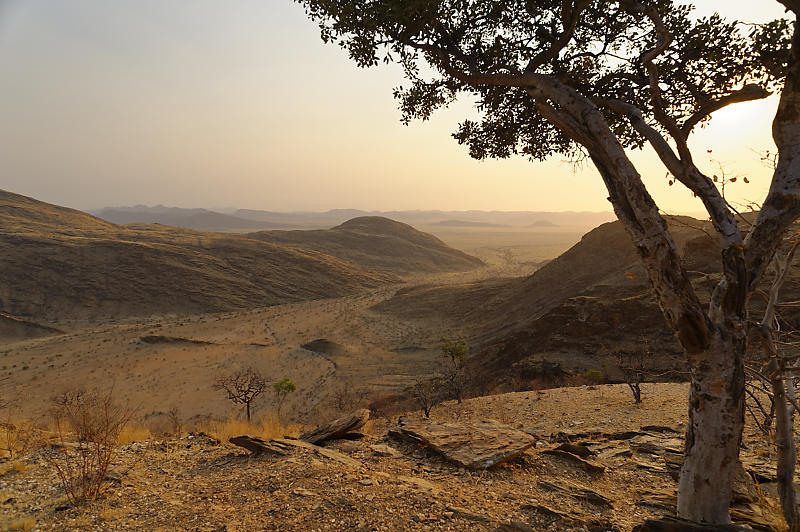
left=301, top=1, right=790, bottom=161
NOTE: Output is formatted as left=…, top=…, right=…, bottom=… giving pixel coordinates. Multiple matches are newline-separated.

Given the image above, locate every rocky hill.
left=0, top=191, right=476, bottom=325
left=248, top=216, right=485, bottom=275
left=372, top=216, right=786, bottom=393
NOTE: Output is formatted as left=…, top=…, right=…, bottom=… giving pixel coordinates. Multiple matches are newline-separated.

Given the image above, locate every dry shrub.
left=0, top=418, right=39, bottom=459
left=42, top=388, right=133, bottom=505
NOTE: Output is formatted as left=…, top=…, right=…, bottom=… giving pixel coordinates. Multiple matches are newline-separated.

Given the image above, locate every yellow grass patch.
left=117, top=423, right=153, bottom=445
left=198, top=414, right=303, bottom=444
left=1, top=518, right=35, bottom=531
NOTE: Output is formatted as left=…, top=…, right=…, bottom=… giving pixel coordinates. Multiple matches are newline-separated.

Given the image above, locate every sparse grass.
left=1, top=518, right=35, bottom=531
left=0, top=460, right=26, bottom=476
left=198, top=414, right=302, bottom=443
left=117, top=423, right=152, bottom=445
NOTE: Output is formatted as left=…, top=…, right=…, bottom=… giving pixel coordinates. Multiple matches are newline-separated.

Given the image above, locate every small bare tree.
left=328, top=379, right=369, bottom=415
left=166, top=406, right=182, bottom=437
left=612, top=339, right=653, bottom=405
left=213, top=367, right=267, bottom=422
left=411, top=375, right=444, bottom=418
left=440, top=337, right=468, bottom=404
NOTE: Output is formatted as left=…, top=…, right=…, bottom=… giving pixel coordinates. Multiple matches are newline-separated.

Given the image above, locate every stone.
left=228, top=436, right=361, bottom=467
left=369, top=443, right=402, bottom=458
left=388, top=418, right=535, bottom=469
left=540, top=448, right=606, bottom=472
left=299, top=409, right=370, bottom=445
left=536, top=479, right=612, bottom=509
left=445, top=505, right=490, bottom=522
left=554, top=442, right=597, bottom=458
left=396, top=475, right=441, bottom=495
left=636, top=489, right=676, bottom=512
left=641, top=425, right=681, bottom=434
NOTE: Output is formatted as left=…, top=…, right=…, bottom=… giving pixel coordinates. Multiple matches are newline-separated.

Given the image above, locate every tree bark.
left=246, top=402, right=251, bottom=422
left=677, top=334, right=745, bottom=523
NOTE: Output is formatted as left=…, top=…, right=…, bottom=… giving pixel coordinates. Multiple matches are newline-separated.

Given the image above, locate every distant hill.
left=432, top=220, right=509, bottom=228
left=91, top=205, right=616, bottom=232
left=249, top=216, right=484, bottom=275
left=235, top=209, right=615, bottom=230
left=93, top=206, right=290, bottom=232
left=528, top=220, right=557, bottom=227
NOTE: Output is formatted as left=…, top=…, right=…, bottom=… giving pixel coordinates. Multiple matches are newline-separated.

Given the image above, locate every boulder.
left=388, top=418, right=535, bottom=469
left=299, top=409, right=370, bottom=445
left=540, top=448, right=606, bottom=472
left=229, top=435, right=361, bottom=467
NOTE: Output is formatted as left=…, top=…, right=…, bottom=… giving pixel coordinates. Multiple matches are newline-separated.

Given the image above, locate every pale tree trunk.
left=678, top=334, right=745, bottom=522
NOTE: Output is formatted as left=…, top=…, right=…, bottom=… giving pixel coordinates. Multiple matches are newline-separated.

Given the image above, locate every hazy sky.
left=0, top=1, right=791, bottom=213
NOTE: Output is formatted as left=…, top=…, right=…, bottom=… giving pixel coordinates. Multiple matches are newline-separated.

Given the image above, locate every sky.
left=0, top=1, right=792, bottom=213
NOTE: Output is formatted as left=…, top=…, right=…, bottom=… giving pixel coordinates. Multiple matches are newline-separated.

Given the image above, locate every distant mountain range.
left=92, top=205, right=615, bottom=232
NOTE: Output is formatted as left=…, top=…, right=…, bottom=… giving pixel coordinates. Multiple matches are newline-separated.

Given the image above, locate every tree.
left=273, top=377, right=297, bottom=421
left=213, top=367, right=267, bottom=422
left=411, top=374, right=443, bottom=418
left=440, top=337, right=468, bottom=403
left=611, top=338, right=654, bottom=405
left=297, top=0, right=800, bottom=524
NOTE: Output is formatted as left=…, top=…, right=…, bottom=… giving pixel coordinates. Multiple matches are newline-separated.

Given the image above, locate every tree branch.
left=681, top=84, right=772, bottom=136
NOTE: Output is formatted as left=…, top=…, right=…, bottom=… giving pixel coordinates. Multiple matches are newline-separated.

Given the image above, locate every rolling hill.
left=248, top=216, right=485, bottom=275
left=0, top=191, right=481, bottom=325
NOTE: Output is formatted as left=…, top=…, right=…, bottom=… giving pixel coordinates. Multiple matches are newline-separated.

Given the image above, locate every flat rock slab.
left=388, top=418, right=535, bottom=469
left=540, top=448, right=606, bottom=473
left=229, top=435, right=361, bottom=468
left=300, top=408, right=370, bottom=445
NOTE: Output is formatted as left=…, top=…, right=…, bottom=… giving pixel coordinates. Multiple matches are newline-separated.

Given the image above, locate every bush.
left=42, top=388, right=133, bottom=505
